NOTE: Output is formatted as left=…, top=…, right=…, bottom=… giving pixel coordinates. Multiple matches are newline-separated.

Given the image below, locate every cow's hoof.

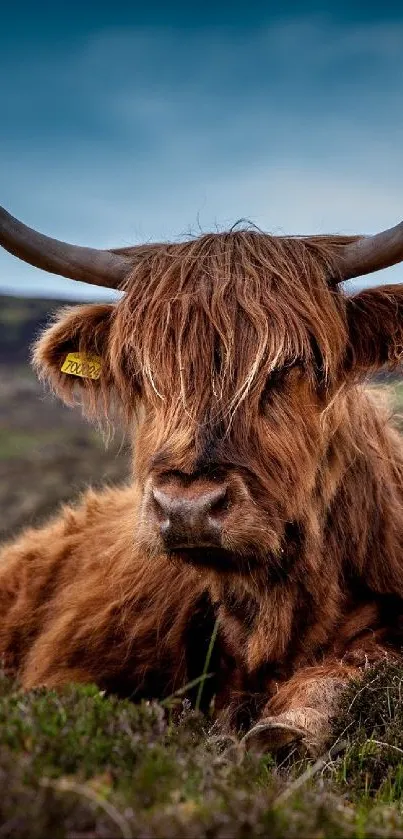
left=242, top=718, right=305, bottom=753
left=241, top=708, right=330, bottom=756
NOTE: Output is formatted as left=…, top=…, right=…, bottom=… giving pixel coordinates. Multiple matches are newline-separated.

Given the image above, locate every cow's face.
left=131, top=363, right=326, bottom=574
left=33, top=231, right=403, bottom=574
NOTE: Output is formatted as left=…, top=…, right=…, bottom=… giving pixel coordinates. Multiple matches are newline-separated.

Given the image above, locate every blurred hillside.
left=0, top=294, right=128, bottom=543
left=0, top=295, right=62, bottom=363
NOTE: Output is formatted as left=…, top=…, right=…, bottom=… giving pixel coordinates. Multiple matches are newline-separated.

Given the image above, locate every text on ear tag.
left=61, top=352, right=102, bottom=380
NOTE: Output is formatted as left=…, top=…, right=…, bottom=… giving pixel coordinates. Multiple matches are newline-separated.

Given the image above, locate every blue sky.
left=1, top=1, right=402, bottom=301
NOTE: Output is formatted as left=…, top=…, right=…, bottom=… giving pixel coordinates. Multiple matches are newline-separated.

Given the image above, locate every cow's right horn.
left=333, top=218, right=403, bottom=282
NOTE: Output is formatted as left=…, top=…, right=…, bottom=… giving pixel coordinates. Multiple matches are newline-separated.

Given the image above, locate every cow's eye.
left=259, top=364, right=297, bottom=409
left=310, top=337, right=325, bottom=386
left=265, top=367, right=288, bottom=391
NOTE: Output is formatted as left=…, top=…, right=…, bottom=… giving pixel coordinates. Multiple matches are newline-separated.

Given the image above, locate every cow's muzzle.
left=150, top=478, right=231, bottom=550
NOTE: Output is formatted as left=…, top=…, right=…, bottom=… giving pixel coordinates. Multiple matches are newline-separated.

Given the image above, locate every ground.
left=2, top=294, right=403, bottom=837
left=2, top=663, right=403, bottom=837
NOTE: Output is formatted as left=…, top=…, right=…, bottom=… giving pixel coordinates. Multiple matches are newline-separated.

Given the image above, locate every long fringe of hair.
left=33, top=229, right=359, bottom=429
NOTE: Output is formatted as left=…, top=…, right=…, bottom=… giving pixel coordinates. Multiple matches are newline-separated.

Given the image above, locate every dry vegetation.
left=2, top=294, right=403, bottom=836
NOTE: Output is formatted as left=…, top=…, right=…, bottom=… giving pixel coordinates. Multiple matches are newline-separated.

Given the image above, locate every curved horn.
left=335, top=219, right=403, bottom=282
left=0, top=206, right=134, bottom=289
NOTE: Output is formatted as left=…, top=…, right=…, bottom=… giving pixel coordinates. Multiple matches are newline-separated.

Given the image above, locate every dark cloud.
left=1, top=8, right=402, bottom=299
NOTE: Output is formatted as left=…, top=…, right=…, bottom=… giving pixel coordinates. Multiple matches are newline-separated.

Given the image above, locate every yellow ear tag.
left=61, top=352, right=102, bottom=380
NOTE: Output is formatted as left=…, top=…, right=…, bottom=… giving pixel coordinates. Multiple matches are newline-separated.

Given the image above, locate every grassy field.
left=2, top=294, right=403, bottom=836
left=3, top=663, right=403, bottom=837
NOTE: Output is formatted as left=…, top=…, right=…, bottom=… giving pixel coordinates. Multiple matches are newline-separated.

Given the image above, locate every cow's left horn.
left=335, top=219, right=403, bottom=282
left=0, top=206, right=134, bottom=289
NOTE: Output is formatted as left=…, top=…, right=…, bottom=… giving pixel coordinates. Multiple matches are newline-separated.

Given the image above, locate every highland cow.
left=1, top=205, right=403, bottom=754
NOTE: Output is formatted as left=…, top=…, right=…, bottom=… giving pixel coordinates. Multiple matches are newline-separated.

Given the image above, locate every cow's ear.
left=32, top=303, right=115, bottom=419
left=345, top=284, right=403, bottom=375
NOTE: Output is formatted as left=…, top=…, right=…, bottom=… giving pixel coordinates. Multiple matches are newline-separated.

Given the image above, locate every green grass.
left=0, top=428, right=111, bottom=461
left=3, top=664, right=403, bottom=836
left=391, top=380, right=403, bottom=415
left=0, top=429, right=63, bottom=460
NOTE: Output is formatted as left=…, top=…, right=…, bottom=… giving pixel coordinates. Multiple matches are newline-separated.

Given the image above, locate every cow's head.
left=2, top=207, right=403, bottom=576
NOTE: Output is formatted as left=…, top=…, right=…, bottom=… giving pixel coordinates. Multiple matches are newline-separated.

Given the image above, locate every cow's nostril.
left=208, top=488, right=231, bottom=518
left=151, top=488, right=171, bottom=524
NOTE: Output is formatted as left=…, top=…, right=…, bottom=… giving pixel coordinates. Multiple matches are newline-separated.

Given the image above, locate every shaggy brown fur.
left=2, top=229, right=403, bottom=752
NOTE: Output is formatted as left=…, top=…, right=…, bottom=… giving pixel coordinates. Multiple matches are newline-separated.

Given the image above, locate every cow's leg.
left=243, top=662, right=360, bottom=756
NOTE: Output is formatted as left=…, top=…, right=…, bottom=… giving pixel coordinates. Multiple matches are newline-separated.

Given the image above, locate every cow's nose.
left=152, top=484, right=230, bottom=548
